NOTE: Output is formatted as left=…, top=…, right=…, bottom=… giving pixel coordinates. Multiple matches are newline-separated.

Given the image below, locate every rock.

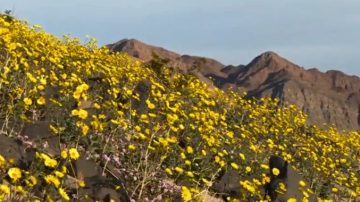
left=212, top=169, right=266, bottom=201
left=70, top=157, right=130, bottom=202
left=212, top=169, right=242, bottom=199
left=264, top=155, right=317, bottom=202
left=0, top=134, right=25, bottom=164
left=74, top=157, right=102, bottom=179
left=76, top=176, right=130, bottom=202
left=132, top=80, right=152, bottom=114
left=0, top=134, right=35, bottom=169
left=21, top=121, right=59, bottom=155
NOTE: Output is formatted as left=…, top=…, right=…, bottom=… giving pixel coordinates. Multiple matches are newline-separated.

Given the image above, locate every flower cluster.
left=0, top=15, right=359, bottom=201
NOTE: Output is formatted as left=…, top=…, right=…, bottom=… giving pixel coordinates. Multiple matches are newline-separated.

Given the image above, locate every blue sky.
left=2, top=0, right=360, bottom=75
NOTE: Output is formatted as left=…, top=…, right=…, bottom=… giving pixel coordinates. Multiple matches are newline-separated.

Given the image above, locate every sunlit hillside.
left=0, top=15, right=359, bottom=202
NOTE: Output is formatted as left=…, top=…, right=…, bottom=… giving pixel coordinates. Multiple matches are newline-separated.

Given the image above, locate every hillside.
left=0, top=15, right=359, bottom=201
left=219, top=52, right=360, bottom=131
left=107, top=39, right=227, bottom=87
left=112, top=39, right=360, bottom=131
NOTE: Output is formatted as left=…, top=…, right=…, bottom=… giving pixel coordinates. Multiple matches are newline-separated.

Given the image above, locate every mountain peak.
left=258, top=51, right=280, bottom=58
left=109, top=38, right=150, bottom=53
left=108, top=38, right=226, bottom=78
left=108, top=38, right=180, bottom=61
left=244, top=51, right=300, bottom=77
left=249, top=51, right=290, bottom=67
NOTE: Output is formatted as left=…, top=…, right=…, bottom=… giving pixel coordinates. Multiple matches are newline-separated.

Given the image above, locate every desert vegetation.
left=0, top=15, right=359, bottom=201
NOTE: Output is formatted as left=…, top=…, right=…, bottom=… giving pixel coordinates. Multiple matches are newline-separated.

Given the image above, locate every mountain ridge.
left=108, top=39, right=360, bottom=130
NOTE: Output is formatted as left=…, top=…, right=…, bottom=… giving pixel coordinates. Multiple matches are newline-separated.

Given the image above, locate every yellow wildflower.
left=165, top=168, right=173, bottom=175
left=58, top=187, right=70, bottom=201
left=299, top=180, right=306, bottom=187
left=202, top=178, right=212, bottom=186
left=128, top=144, right=136, bottom=151
left=61, top=166, right=68, bottom=174
left=61, top=149, right=68, bottom=159
left=81, top=124, right=90, bottom=136
left=134, top=125, right=141, bottom=132
left=186, top=171, right=194, bottom=178
left=44, top=157, right=58, bottom=168
left=78, top=109, right=88, bottom=119
left=227, top=131, right=234, bottom=138
left=36, top=96, right=46, bottom=105
left=93, top=103, right=101, bottom=109
left=0, top=155, right=6, bottom=168
left=69, top=148, right=80, bottom=160
left=186, top=146, right=193, bottom=154
left=0, top=184, right=10, bottom=195
left=260, top=164, right=269, bottom=170
left=245, top=166, right=252, bottom=173
left=55, top=171, right=65, bottom=178
left=239, top=153, right=246, bottom=160
left=181, top=186, right=192, bottom=202
left=175, top=167, right=184, bottom=174
left=231, top=162, right=239, bottom=170
left=71, top=109, right=79, bottom=116
left=38, top=152, right=50, bottom=160
left=8, top=167, right=22, bottom=182
left=146, top=99, right=155, bottom=109
left=78, top=180, right=86, bottom=187
left=49, top=125, right=60, bottom=134
left=26, top=175, right=37, bottom=187
left=39, top=77, right=47, bottom=85
left=44, top=175, right=60, bottom=188
left=15, top=186, right=26, bottom=195
left=23, top=97, right=32, bottom=105
left=272, top=168, right=280, bottom=176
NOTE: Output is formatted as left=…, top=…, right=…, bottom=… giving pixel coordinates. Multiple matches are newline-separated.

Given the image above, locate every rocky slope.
left=107, top=39, right=227, bottom=87
left=220, top=51, right=360, bottom=130
left=109, top=39, right=360, bottom=130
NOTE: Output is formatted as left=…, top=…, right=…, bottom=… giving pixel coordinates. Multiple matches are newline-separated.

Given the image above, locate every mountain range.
left=108, top=39, right=360, bottom=131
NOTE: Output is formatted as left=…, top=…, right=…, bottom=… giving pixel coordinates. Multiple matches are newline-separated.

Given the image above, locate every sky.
left=1, top=0, right=360, bottom=76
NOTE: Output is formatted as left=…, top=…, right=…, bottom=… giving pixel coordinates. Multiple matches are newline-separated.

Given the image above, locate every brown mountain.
left=108, top=39, right=360, bottom=131
left=219, top=52, right=360, bottom=130
left=108, top=39, right=227, bottom=86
